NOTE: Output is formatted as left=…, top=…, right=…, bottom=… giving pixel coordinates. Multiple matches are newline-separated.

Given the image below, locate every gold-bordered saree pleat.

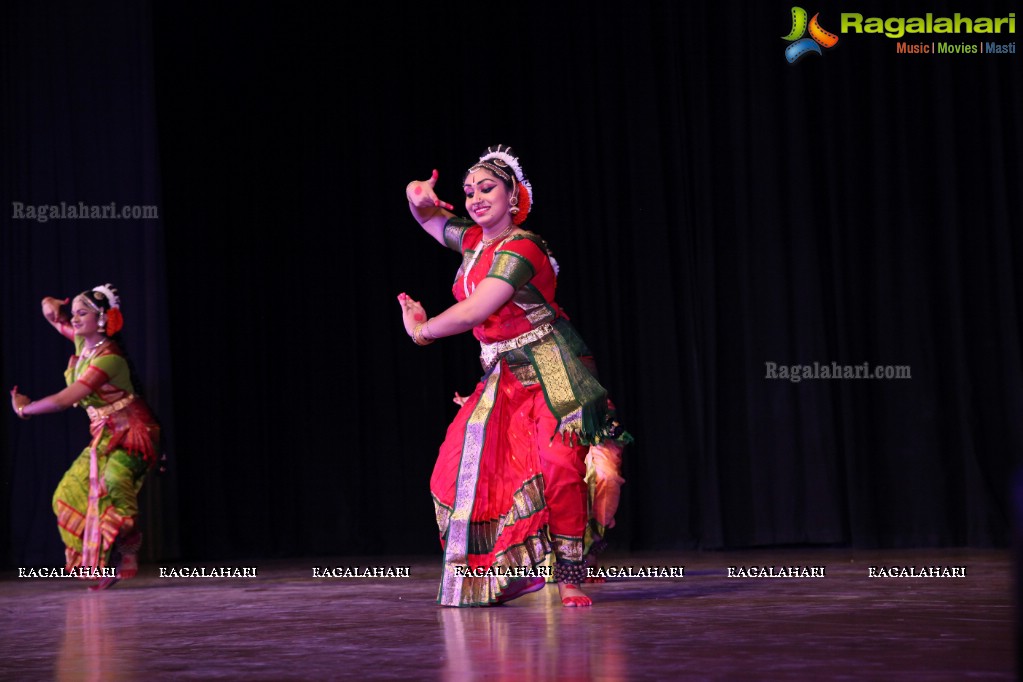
left=437, top=368, right=553, bottom=606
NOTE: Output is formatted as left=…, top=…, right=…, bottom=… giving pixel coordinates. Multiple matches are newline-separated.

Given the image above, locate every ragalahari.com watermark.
left=766, top=361, right=911, bottom=383
left=12, top=201, right=159, bottom=223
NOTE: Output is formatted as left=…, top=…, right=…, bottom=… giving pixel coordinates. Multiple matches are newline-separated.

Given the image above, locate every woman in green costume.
left=11, top=284, right=159, bottom=589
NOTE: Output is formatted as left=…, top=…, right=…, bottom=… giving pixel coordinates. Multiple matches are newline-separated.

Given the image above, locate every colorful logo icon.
left=783, top=7, right=839, bottom=63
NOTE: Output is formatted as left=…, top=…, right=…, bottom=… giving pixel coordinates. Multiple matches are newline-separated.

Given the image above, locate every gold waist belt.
left=85, top=394, right=135, bottom=423
left=480, top=323, right=554, bottom=372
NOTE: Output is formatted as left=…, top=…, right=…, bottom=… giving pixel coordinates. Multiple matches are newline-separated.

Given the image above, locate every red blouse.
left=449, top=223, right=565, bottom=345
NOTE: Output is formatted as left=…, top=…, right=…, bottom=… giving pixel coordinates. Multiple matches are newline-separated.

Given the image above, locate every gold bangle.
left=412, top=323, right=433, bottom=346
left=17, top=403, right=29, bottom=419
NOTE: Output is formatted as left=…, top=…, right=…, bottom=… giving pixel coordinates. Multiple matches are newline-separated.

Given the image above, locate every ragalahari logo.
left=783, top=7, right=839, bottom=63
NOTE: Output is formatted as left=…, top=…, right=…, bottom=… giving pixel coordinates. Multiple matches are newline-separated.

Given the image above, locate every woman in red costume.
left=10, top=285, right=160, bottom=590
left=398, top=145, right=630, bottom=607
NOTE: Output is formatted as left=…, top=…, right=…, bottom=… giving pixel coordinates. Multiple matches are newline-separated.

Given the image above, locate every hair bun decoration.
left=91, top=283, right=123, bottom=334
left=512, top=182, right=531, bottom=225
left=91, top=283, right=120, bottom=309
left=105, top=307, right=124, bottom=335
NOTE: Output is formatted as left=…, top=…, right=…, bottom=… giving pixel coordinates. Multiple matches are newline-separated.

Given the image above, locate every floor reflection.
left=56, top=593, right=139, bottom=682
left=439, top=591, right=627, bottom=681
left=0, top=550, right=1009, bottom=680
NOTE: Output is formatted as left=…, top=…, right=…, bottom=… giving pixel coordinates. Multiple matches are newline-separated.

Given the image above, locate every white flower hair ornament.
left=91, top=283, right=121, bottom=309
left=469, top=145, right=534, bottom=225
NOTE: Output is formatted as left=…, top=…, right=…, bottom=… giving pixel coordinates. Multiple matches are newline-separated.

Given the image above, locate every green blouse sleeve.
left=488, top=251, right=535, bottom=290
left=88, top=353, right=132, bottom=392
left=443, top=217, right=474, bottom=253
left=487, top=234, right=547, bottom=290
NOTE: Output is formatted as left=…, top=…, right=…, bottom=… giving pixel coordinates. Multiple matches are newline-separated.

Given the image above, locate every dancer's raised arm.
left=41, top=296, right=74, bottom=340
left=406, top=168, right=455, bottom=245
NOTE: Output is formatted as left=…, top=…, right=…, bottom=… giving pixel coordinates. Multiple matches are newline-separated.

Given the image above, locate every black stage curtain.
left=2, top=1, right=1019, bottom=566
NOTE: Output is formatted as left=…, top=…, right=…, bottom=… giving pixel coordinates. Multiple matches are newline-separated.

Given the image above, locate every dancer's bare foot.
left=119, top=553, right=138, bottom=580
left=88, top=574, right=121, bottom=591
left=108, top=528, right=142, bottom=581
left=496, top=576, right=545, bottom=604
left=558, top=582, right=592, bottom=607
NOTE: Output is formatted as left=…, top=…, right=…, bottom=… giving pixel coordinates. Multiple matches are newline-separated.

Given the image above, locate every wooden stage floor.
left=0, top=548, right=1014, bottom=680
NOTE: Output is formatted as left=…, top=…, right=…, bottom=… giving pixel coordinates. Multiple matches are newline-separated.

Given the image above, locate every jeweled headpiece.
left=79, top=283, right=123, bottom=335
left=468, top=144, right=534, bottom=224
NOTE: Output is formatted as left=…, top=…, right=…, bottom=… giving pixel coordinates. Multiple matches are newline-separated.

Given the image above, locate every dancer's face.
left=463, top=169, right=513, bottom=231
left=70, top=296, right=101, bottom=337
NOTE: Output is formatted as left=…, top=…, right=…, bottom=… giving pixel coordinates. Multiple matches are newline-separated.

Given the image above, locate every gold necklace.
left=463, top=224, right=517, bottom=298
left=85, top=338, right=109, bottom=354
left=479, top=223, right=515, bottom=249
left=74, top=338, right=109, bottom=377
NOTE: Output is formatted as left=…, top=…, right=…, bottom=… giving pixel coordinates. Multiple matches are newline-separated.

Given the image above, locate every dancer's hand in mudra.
left=10, top=386, right=30, bottom=418
left=41, top=297, right=69, bottom=325
left=406, top=169, right=454, bottom=211
left=397, top=293, right=427, bottom=338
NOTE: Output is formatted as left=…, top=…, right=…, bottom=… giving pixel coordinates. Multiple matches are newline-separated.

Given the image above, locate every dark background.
left=2, top=0, right=1020, bottom=567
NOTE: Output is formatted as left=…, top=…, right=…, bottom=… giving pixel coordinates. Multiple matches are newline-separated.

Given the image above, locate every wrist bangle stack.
left=412, top=323, right=434, bottom=346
